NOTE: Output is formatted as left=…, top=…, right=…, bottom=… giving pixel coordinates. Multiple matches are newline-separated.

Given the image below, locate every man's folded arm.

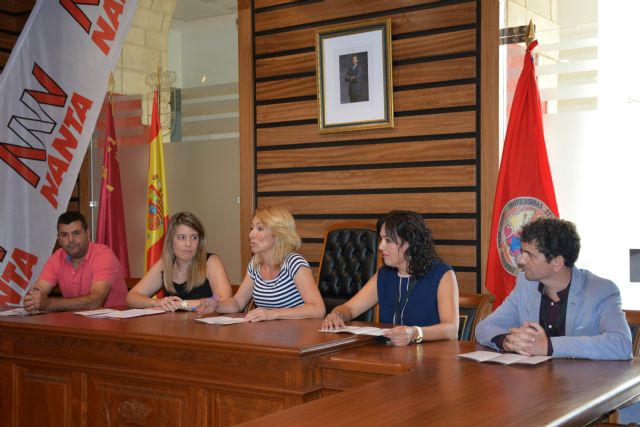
left=43, top=280, right=112, bottom=312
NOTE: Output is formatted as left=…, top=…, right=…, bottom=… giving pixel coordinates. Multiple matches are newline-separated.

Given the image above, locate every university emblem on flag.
left=497, top=197, right=556, bottom=276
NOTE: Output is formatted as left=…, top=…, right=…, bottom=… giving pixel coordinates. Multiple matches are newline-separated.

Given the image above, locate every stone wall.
left=112, top=0, right=177, bottom=125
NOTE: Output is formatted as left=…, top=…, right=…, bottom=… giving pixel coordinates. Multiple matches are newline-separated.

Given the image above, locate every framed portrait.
left=315, top=19, right=394, bottom=133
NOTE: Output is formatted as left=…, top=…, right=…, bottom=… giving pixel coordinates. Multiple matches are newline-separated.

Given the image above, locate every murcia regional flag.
left=0, top=1, right=138, bottom=306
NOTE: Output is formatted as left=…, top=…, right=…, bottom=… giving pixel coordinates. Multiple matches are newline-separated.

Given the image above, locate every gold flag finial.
left=525, top=19, right=535, bottom=47
left=156, top=63, right=161, bottom=88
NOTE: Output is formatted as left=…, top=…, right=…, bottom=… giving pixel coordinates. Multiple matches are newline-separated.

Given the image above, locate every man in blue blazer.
left=476, top=218, right=632, bottom=360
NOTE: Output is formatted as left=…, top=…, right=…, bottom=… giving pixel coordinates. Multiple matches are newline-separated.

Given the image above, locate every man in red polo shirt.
left=23, top=211, right=127, bottom=314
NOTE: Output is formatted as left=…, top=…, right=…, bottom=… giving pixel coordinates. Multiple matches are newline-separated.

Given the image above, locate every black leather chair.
left=317, top=222, right=379, bottom=322
left=458, top=292, right=492, bottom=341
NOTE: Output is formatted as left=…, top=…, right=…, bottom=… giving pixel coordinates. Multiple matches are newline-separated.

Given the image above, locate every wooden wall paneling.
left=0, top=32, right=17, bottom=50
left=257, top=138, right=475, bottom=170
left=239, top=0, right=256, bottom=275
left=427, top=218, right=476, bottom=241
left=255, top=2, right=476, bottom=56
left=393, top=29, right=476, bottom=61
left=256, top=76, right=317, bottom=101
left=254, top=0, right=300, bottom=10
left=480, top=0, right=500, bottom=293
left=437, top=245, right=475, bottom=267
left=256, top=31, right=476, bottom=81
left=456, top=272, right=477, bottom=294
left=255, top=0, right=466, bottom=35
left=300, top=243, right=474, bottom=268
left=393, top=84, right=475, bottom=112
left=248, top=0, right=488, bottom=293
left=256, top=51, right=314, bottom=79
left=255, top=57, right=477, bottom=102
left=257, top=165, right=476, bottom=192
left=296, top=218, right=475, bottom=241
left=257, top=112, right=476, bottom=147
left=258, top=192, right=476, bottom=215
left=0, top=14, right=28, bottom=33
left=394, top=57, right=476, bottom=87
left=256, top=99, right=315, bottom=124
left=298, top=243, right=324, bottom=265
left=0, top=0, right=36, bottom=14
left=0, top=51, right=9, bottom=69
left=0, top=2, right=34, bottom=70
left=256, top=84, right=476, bottom=124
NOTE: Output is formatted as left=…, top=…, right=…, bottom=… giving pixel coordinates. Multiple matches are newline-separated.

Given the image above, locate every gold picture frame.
left=315, top=19, right=394, bottom=133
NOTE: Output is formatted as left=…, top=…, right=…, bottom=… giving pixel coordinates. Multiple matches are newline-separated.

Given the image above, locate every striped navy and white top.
left=249, top=252, right=309, bottom=308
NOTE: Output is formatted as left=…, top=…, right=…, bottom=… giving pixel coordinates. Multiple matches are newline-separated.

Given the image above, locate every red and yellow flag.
left=144, top=88, right=169, bottom=273
left=96, top=96, right=130, bottom=278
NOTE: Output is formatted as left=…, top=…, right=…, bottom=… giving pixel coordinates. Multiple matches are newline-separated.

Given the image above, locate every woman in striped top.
left=198, top=205, right=325, bottom=321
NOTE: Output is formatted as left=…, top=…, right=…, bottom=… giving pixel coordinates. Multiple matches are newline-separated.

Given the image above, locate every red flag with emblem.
left=485, top=40, right=559, bottom=308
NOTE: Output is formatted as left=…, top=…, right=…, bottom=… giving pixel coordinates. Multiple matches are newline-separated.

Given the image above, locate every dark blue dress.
left=377, top=261, right=452, bottom=326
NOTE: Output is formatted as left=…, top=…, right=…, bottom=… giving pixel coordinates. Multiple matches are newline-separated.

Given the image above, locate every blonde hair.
left=252, top=205, right=301, bottom=268
left=162, top=212, right=207, bottom=293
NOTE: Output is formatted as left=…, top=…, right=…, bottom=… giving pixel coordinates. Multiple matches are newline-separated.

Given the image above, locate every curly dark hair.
left=376, top=210, right=440, bottom=279
left=520, top=218, right=581, bottom=267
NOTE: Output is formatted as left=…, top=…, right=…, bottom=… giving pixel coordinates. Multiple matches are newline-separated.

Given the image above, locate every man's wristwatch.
left=412, top=326, right=423, bottom=344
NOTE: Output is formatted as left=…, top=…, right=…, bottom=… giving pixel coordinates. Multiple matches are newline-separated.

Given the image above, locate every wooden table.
left=240, top=341, right=640, bottom=427
left=0, top=311, right=370, bottom=426
left=2, top=312, right=640, bottom=427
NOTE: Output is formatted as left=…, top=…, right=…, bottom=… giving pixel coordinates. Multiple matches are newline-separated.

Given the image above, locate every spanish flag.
left=144, top=88, right=169, bottom=273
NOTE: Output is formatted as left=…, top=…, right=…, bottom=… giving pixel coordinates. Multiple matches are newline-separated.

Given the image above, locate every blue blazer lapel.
left=565, top=267, right=585, bottom=334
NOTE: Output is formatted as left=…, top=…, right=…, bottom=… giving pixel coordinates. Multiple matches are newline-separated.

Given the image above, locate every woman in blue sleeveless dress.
left=198, top=205, right=325, bottom=322
left=322, top=210, right=459, bottom=346
left=127, top=212, right=232, bottom=311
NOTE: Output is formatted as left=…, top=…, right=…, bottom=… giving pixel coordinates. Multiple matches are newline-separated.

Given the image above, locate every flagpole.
left=525, top=19, right=535, bottom=47
left=108, top=72, right=115, bottom=104
left=156, top=63, right=161, bottom=122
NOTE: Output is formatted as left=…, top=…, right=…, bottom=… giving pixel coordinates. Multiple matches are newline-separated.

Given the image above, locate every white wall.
left=544, top=1, right=640, bottom=308
left=168, top=29, right=183, bottom=88
left=170, top=14, right=238, bottom=88
left=502, top=0, right=640, bottom=308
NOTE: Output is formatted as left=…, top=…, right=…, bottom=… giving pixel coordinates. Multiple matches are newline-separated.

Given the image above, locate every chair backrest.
left=317, top=222, right=379, bottom=322
left=458, top=292, right=493, bottom=341
left=624, top=309, right=640, bottom=357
